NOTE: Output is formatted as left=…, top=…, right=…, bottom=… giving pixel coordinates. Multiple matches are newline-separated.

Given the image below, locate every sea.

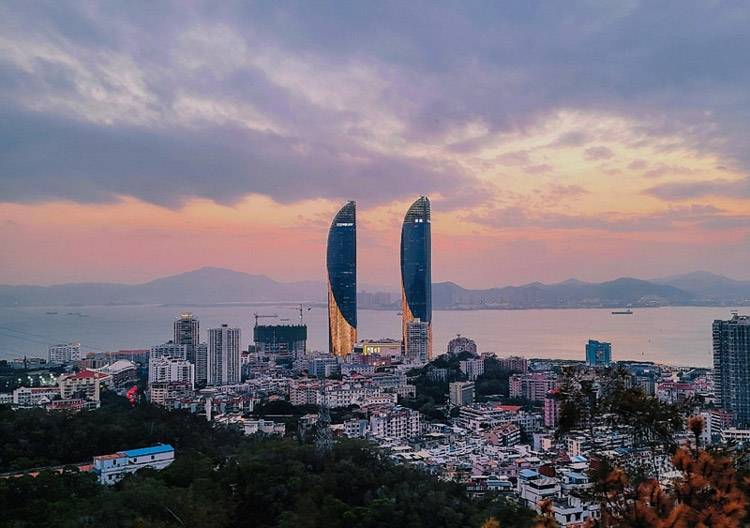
left=0, top=305, right=739, bottom=368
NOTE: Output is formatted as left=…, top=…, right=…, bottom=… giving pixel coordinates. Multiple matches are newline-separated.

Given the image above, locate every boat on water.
left=45, top=311, right=58, bottom=315
left=611, top=309, right=634, bottom=315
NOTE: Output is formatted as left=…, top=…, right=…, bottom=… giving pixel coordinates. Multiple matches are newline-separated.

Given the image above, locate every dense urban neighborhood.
left=2, top=312, right=750, bottom=527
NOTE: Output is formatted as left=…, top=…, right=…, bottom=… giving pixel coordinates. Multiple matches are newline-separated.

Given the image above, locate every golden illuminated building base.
left=328, top=283, right=356, bottom=357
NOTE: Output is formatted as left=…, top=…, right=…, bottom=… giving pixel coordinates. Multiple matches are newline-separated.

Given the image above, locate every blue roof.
left=121, top=444, right=174, bottom=457
left=567, top=472, right=587, bottom=480
left=519, top=469, right=539, bottom=478
left=571, top=455, right=587, bottom=463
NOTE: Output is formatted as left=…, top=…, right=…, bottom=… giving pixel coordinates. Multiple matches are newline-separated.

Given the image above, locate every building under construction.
left=253, top=324, right=307, bottom=359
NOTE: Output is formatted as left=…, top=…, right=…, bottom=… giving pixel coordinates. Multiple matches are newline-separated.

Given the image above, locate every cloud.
left=584, top=146, right=614, bottom=161
left=0, top=105, right=477, bottom=208
left=550, top=131, right=590, bottom=148
left=465, top=203, right=740, bottom=233
left=0, top=0, right=749, bottom=211
left=644, top=179, right=750, bottom=201
left=525, top=164, right=554, bottom=175
left=496, top=150, right=532, bottom=166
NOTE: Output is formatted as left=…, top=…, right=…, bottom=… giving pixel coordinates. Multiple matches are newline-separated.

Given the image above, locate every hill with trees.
left=0, top=396, right=535, bottom=528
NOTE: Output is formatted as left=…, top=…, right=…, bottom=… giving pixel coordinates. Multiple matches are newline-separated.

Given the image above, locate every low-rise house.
left=242, top=419, right=286, bottom=436
left=92, top=444, right=175, bottom=485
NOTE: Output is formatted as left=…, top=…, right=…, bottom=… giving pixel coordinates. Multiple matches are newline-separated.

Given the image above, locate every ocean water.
left=0, top=305, right=737, bottom=368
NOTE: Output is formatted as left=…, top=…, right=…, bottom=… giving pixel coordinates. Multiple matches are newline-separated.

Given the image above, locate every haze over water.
left=0, top=305, right=734, bottom=368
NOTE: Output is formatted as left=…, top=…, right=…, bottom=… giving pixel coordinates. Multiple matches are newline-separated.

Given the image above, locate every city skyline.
left=1, top=3, right=750, bottom=288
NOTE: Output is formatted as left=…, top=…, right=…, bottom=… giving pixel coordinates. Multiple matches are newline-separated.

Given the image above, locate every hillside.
left=654, top=271, right=750, bottom=303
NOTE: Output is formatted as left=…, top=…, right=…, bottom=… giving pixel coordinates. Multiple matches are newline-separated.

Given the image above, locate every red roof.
left=67, top=370, right=109, bottom=380
left=494, top=405, right=522, bottom=413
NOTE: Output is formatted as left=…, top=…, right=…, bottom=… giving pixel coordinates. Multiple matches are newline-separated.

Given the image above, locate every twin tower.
left=327, top=196, right=432, bottom=360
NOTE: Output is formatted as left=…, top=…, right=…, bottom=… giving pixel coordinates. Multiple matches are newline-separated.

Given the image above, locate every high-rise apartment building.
left=405, top=319, right=430, bottom=363
left=194, top=343, right=208, bottom=385
left=327, top=201, right=357, bottom=357
left=207, top=325, right=241, bottom=386
left=713, top=313, right=750, bottom=425
left=401, top=196, right=432, bottom=360
left=585, top=340, right=612, bottom=366
left=174, top=313, right=199, bottom=364
left=48, top=343, right=81, bottom=365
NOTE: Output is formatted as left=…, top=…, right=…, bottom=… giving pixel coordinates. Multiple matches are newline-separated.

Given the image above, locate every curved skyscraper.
left=327, top=201, right=357, bottom=357
left=401, top=196, right=432, bottom=362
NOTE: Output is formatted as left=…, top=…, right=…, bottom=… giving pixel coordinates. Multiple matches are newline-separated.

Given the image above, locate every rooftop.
left=121, top=444, right=175, bottom=458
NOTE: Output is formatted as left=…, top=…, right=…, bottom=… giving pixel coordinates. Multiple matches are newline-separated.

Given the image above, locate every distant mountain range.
left=1, top=267, right=749, bottom=308
left=0, top=267, right=324, bottom=307
left=434, top=273, right=750, bottom=309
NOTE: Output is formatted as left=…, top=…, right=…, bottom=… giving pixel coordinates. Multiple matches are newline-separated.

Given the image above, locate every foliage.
left=0, top=397, right=538, bottom=528
left=587, top=446, right=748, bottom=527
left=556, top=375, right=750, bottom=527
left=474, top=358, right=513, bottom=400
left=0, top=393, right=243, bottom=472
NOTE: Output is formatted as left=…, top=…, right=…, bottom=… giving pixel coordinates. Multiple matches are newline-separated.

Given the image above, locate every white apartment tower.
left=48, top=343, right=81, bottom=365
left=207, top=325, right=241, bottom=386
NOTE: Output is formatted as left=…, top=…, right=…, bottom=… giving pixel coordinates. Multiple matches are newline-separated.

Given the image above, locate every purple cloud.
left=584, top=146, right=614, bottom=161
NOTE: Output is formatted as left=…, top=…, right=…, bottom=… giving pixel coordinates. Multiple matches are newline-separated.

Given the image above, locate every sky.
left=1, top=1, right=749, bottom=289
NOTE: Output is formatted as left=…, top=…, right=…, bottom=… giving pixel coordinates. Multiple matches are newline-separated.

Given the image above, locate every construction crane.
left=298, top=304, right=311, bottom=324
left=253, top=313, right=278, bottom=327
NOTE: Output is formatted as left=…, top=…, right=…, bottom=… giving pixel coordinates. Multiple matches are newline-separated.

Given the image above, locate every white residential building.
left=48, top=343, right=81, bottom=365
left=12, top=386, right=59, bottom=406
left=369, top=406, right=421, bottom=440
left=242, top=419, right=286, bottom=436
left=460, top=358, right=485, bottom=381
left=58, top=370, right=111, bottom=401
left=149, top=355, right=195, bottom=388
left=93, top=444, right=175, bottom=485
left=150, top=341, right=187, bottom=360
left=518, top=469, right=561, bottom=513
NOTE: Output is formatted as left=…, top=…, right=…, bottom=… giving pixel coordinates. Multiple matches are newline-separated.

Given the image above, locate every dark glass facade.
left=714, top=314, right=750, bottom=425
left=327, top=201, right=357, bottom=356
left=400, top=196, right=432, bottom=359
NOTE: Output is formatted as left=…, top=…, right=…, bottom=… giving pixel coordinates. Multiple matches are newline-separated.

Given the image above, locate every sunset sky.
left=1, top=1, right=749, bottom=289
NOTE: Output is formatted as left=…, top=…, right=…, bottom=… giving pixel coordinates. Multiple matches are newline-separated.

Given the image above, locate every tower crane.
left=253, top=313, right=278, bottom=327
